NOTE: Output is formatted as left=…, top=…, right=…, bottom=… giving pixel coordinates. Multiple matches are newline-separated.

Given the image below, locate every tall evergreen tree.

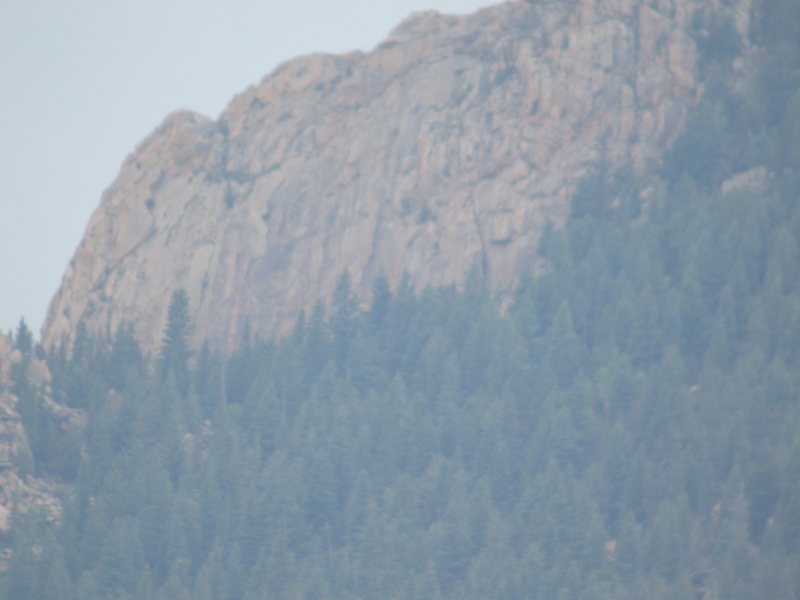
left=13, top=317, right=33, bottom=357
left=160, top=289, right=192, bottom=388
left=330, top=271, right=358, bottom=368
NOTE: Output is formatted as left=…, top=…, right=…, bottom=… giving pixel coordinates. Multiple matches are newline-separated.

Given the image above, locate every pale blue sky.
left=0, top=0, right=493, bottom=338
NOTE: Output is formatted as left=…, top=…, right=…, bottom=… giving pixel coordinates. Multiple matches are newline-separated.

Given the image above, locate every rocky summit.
left=42, top=0, right=752, bottom=353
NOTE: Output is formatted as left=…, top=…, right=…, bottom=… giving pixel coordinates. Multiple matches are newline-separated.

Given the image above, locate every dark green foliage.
left=107, top=323, right=143, bottom=392
left=13, top=318, right=33, bottom=357
left=160, top=289, right=192, bottom=389
left=663, top=100, right=733, bottom=190
left=330, top=270, right=359, bottom=369
left=753, top=0, right=800, bottom=51
left=693, top=9, right=742, bottom=67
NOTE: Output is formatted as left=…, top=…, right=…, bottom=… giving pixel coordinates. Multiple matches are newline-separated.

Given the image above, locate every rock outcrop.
left=0, top=335, right=71, bottom=564
left=43, top=0, right=752, bottom=353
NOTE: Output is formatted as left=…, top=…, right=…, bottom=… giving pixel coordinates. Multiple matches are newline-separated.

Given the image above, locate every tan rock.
left=43, top=0, right=752, bottom=354
left=721, top=166, right=772, bottom=196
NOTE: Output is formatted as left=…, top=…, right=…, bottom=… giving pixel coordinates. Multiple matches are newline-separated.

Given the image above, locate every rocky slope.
left=0, top=335, right=80, bottom=566
left=43, top=0, right=752, bottom=353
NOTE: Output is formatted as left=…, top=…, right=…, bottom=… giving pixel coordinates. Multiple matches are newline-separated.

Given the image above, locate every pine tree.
left=331, top=270, right=359, bottom=369
left=160, top=289, right=192, bottom=388
left=14, top=317, right=33, bottom=357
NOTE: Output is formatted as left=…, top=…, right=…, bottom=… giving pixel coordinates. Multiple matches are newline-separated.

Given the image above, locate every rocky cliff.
left=42, top=0, right=752, bottom=353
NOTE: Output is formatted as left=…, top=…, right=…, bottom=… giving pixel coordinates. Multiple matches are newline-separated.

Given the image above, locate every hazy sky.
left=0, top=0, right=493, bottom=338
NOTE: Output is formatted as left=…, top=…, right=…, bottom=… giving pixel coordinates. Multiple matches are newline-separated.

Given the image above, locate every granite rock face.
left=43, top=0, right=751, bottom=353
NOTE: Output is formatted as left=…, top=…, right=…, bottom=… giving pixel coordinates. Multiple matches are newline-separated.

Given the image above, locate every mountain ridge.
left=43, top=0, right=749, bottom=353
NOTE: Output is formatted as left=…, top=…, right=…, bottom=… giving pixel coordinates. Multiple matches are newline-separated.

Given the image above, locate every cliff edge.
left=42, top=0, right=751, bottom=353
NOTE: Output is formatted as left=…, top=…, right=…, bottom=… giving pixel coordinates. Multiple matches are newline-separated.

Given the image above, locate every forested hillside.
left=3, top=1, right=800, bottom=598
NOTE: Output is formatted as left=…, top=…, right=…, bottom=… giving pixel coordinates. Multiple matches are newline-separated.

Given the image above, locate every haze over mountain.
left=4, top=0, right=800, bottom=598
